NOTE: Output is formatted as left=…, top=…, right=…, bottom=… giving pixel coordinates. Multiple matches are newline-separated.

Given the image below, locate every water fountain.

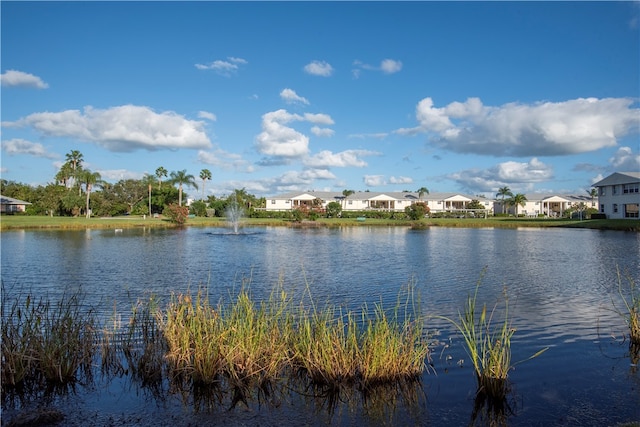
left=225, top=199, right=244, bottom=234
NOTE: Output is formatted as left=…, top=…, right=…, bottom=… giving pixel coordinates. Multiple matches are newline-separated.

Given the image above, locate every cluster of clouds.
left=397, top=97, right=639, bottom=158
left=3, top=105, right=212, bottom=152
left=2, top=63, right=639, bottom=195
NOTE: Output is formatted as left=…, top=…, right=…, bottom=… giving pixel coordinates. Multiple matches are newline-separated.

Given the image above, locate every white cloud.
left=255, top=109, right=309, bottom=157
left=609, top=146, right=640, bottom=171
left=197, top=148, right=254, bottom=173
left=6, top=105, right=211, bottom=152
left=1, top=70, right=49, bottom=89
left=280, top=88, right=309, bottom=105
left=352, top=59, right=403, bottom=77
left=255, top=110, right=336, bottom=159
left=197, top=111, right=217, bottom=121
left=304, top=60, right=334, bottom=77
left=303, top=113, right=334, bottom=125
left=195, top=57, right=247, bottom=76
left=2, top=139, right=58, bottom=159
left=397, top=97, right=639, bottom=157
left=380, top=59, right=403, bottom=74
left=363, top=175, right=386, bottom=187
left=311, top=126, right=335, bottom=137
left=447, top=158, right=554, bottom=193
left=389, top=176, right=413, bottom=184
left=303, top=149, right=378, bottom=168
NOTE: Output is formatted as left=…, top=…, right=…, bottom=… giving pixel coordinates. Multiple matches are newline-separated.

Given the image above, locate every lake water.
left=2, top=225, right=639, bottom=426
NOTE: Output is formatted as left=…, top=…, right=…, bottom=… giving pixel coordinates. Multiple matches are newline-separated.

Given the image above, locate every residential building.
left=496, top=194, right=596, bottom=218
left=592, top=172, right=640, bottom=219
left=0, top=195, right=32, bottom=213
left=265, top=191, right=493, bottom=214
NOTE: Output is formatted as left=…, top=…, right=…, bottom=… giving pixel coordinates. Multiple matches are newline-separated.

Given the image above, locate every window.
left=623, top=183, right=639, bottom=194
left=600, top=187, right=606, bottom=196
left=348, top=200, right=353, bottom=205
left=625, top=204, right=639, bottom=218
left=271, top=200, right=276, bottom=204
left=613, top=204, right=618, bottom=213
left=612, top=185, right=618, bottom=195
left=600, top=205, right=605, bottom=213
left=286, top=200, right=290, bottom=204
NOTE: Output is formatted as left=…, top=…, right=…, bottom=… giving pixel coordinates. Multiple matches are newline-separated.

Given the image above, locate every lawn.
left=1, top=214, right=638, bottom=231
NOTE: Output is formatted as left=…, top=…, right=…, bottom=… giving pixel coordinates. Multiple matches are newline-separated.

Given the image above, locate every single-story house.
left=592, top=172, right=640, bottom=219
left=495, top=193, right=596, bottom=217
left=0, top=195, right=32, bottom=213
left=264, top=191, right=493, bottom=214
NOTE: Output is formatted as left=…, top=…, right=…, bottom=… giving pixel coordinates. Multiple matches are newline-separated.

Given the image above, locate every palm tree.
left=65, top=150, right=84, bottom=173
left=587, top=188, right=598, bottom=207
left=417, top=187, right=429, bottom=200
left=496, top=186, right=513, bottom=214
left=65, top=150, right=84, bottom=195
left=510, top=193, right=527, bottom=217
left=342, top=189, right=355, bottom=210
left=55, top=163, right=74, bottom=188
left=79, top=169, right=101, bottom=218
left=155, top=166, right=168, bottom=189
left=199, top=169, right=212, bottom=200
left=142, top=174, right=156, bottom=216
left=170, top=170, right=198, bottom=206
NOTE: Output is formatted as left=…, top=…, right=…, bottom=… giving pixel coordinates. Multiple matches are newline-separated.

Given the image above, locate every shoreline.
left=1, top=215, right=638, bottom=232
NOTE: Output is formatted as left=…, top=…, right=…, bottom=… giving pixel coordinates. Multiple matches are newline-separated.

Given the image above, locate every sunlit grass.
left=439, top=274, right=547, bottom=400
left=1, top=290, right=96, bottom=391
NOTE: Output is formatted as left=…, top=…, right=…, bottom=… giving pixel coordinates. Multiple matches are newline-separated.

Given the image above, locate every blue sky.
left=2, top=1, right=639, bottom=199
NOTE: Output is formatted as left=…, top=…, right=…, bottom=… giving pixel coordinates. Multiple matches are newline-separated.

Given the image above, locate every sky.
left=1, top=1, right=639, bottom=199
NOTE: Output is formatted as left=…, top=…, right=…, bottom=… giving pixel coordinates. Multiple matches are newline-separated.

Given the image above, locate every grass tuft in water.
left=615, top=267, right=640, bottom=345
left=439, top=272, right=547, bottom=400
left=1, top=290, right=96, bottom=390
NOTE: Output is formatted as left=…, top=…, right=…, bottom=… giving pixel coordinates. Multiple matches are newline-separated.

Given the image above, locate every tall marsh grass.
left=614, top=267, right=640, bottom=345
left=439, top=275, right=547, bottom=400
left=1, top=290, right=96, bottom=391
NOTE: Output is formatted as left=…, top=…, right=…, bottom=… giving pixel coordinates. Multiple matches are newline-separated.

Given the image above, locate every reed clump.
left=615, top=268, right=640, bottom=345
left=291, top=285, right=430, bottom=389
left=1, top=291, right=96, bottom=392
left=439, top=275, right=547, bottom=400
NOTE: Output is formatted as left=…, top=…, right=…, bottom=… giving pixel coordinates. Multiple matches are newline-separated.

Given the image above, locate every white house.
left=0, top=195, right=32, bottom=213
left=496, top=194, right=596, bottom=217
left=265, top=191, right=493, bottom=214
left=592, top=172, right=640, bottom=219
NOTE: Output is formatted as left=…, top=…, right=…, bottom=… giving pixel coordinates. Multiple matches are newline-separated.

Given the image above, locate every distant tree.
left=79, top=169, right=102, bottom=218
left=65, top=150, right=84, bottom=195
left=199, top=169, right=212, bottom=200
left=190, top=200, right=207, bottom=217
left=141, top=174, right=156, bottom=216
left=587, top=188, right=598, bottom=207
left=509, top=193, right=528, bottom=216
left=405, top=202, right=429, bottom=220
left=326, top=201, right=342, bottom=218
left=55, top=163, right=74, bottom=188
left=155, top=166, right=168, bottom=189
left=163, top=203, right=189, bottom=225
left=112, top=179, right=148, bottom=214
left=169, top=170, right=198, bottom=206
left=496, top=186, right=513, bottom=214
left=467, top=199, right=485, bottom=210
left=417, top=187, right=429, bottom=200
left=342, top=189, right=355, bottom=209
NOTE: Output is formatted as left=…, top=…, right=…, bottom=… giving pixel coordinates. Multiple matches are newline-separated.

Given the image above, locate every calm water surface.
left=2, top=226, right=639, bottom=426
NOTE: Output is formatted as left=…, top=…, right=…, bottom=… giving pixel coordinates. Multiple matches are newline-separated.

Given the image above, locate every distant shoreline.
left=1, top=215, right=638, bottom=232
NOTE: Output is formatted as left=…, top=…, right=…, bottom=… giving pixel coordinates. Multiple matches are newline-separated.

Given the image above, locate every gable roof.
left=593, top=172, right=640, bottom=187
left=0, top=195, right=32, bottom=205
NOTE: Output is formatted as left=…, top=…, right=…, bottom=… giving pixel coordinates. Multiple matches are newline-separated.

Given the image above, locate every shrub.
left=163, top=204, right=189, bottom=224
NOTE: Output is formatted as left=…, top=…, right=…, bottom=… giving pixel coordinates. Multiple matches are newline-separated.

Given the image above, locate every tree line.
left=1, top=150, right=264, bottom=218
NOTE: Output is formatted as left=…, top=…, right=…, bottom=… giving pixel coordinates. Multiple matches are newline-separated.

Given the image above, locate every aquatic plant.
left=439, top=274, right=547, bottom=400
left=614, top=267, right=640, bottom=345
left=1, top=291, right=96, bottom=389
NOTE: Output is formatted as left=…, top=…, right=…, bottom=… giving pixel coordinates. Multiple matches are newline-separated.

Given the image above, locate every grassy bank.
left=1, top=214, right=639, bottom=231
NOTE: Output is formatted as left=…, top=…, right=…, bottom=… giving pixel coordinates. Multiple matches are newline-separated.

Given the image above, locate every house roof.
left=592, top=172, right=640, bottom=187
left=0, top=195, right=32, bottom=205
